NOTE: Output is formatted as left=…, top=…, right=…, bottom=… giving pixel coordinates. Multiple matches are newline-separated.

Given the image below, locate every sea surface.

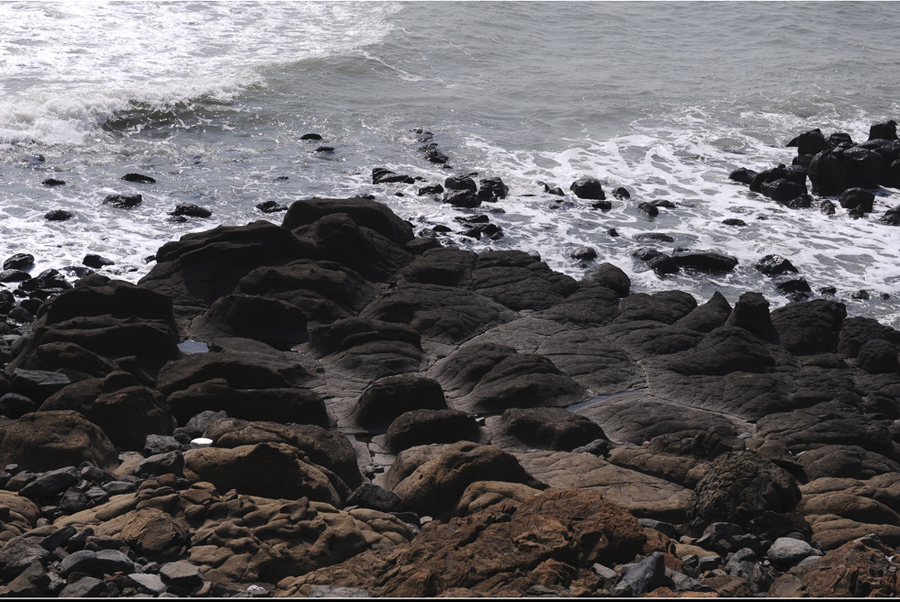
left=2, top=1, right=900, bottom=325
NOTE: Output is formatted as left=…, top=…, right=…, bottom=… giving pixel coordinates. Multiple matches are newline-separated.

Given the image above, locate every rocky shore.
left=3, top=122, right=900, bottom=597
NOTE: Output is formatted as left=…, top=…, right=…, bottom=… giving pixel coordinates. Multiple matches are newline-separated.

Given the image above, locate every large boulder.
left=808, top=149, right=846, bottom=196
left=770, top=299, right=846, bottom=356
left=204, top=419, right=362, bottom=490
left=237, top=259, right=377, bottom=325
left=494, top=407, right=606, bottom=451
left=686, top=451, right=801, bottom=528
left=186, top=294, right=308, bottom=350
left=7, top=281, right=181, bottom=375
left=570, top=177, right=606, bottom=200
left=391, top=441, right=544, bottom=518
left=384, top=409, right=481, bottom=453
left=281, top=197, right=414, bottom=247
left=183, top=442, right=342, bottom=505
left=0, top=410, right=118, bottom=471
left=430, top=343, right=587, bottom=413
left=352, top=375, right=447, bottom=432
left=39, top=373, right=175, bottom=450
left=166, top=379, right=328, bottom=427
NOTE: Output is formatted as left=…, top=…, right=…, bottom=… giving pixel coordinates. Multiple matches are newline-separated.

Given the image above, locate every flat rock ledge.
left=2, top=196, right=900, bottom=597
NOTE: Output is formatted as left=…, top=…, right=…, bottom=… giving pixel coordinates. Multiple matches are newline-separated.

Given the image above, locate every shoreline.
left=1, top=191, right=900, bottom=596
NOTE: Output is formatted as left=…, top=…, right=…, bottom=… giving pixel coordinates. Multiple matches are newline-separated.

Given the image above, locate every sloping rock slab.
left=512, top=450, right=691, bottom=523
left=575, top=392, right=749, bottom=447
left=237, top=259, right=379, bottom=325
left=428, top=342, right=587, bottom=414
left=360, top=282, right=519, bottom=347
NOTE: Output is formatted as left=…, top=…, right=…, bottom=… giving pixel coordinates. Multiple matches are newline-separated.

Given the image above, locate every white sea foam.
left=0, top=1, right=398, bottom=147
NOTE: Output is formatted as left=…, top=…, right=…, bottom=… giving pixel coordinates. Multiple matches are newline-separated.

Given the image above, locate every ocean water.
left=2, top=1, right=900, bottom=325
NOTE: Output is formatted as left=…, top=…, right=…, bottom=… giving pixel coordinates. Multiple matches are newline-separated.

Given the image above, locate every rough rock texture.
left=275, top=488, right=646, bottom=597
left=4, top=192, right=900, bottom=598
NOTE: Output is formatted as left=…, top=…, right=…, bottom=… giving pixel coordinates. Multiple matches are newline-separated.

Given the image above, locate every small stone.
left=256, top=201, right=288, bottom=213
left=121, top=173, right=156, bottom=184
left=102, top=481, right=137, bottom=495
left=102, top=194, right=142, bottom=209
left=159, top=562, right=203, bottom=592
left=82, top=254, right=114, bottom=269
left=169, top=203, right=212, bottom=218
left=42, top=178, right=66, bottom=186
left=300, top=133, right=323, bottom=141
left=570, top=247, right=597, bottom=260
left=129, top=573, right=167, bottom=595
left=59, top=576, right=106, bottom=598
left=767, top=536, right=818, bottom=566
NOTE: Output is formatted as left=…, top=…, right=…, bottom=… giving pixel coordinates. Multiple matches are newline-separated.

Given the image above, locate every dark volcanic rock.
left=443, top=175, right=477, bottom=191
left=431, top=343, right=586, bottom=413
left=473, top=250, right=577, bottom=312
left=82, top=254, right=114, bottom=269
left=361, top=281, right=517, bottom=345
left=353, top=375, right=447, bottom=432
left=496, top=407, right=606, bottom=451
left=771, top=299, right=847, bottom=355
left=238, top=258, right=377, bottom=325
left=838, top=187, right=875, bottom=214
left=761, top=178, right=807, bottom=203
left=122, top=173, right=156, bottom=184
left=4, top=253, right=34, bottom=271
left=187, top=293, right=308, bottom=350
left=787, top=128, right=829, bottom=157
left=755, top=254, right=798, bottom=276
left=384, top=409, right=481, bottom=452
left=7, top=280, right=180, bottom=374
left=729, top=168, right=758, bottom=185
left=671, top=250, right=738, bottom=273
left=442, top=189, right=481, bottom=208
left=170, top=203, right=212, bottom=218
left=583, top=262, right=631, bottom=297
left=808, top=150, right=846, bottom=196
left=40, top=374, right=176, bottom=451
left=308, top=317, right=424, bottom=380
left=372, top=168, right=414, bottom=185
left=477, top=177, right=509, bottom=202
left=44, top=209, right=75, bottom=221
left=570, top=177, right=606, bottom=200
left=170, top=379, right=329, bottom=429
left=102, top=194, right=142, bottom=209
left=0, top=410, right=118, bottom=471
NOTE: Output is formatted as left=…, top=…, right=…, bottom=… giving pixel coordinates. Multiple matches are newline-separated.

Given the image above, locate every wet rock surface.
left=2, top=194, right=900, bottom=597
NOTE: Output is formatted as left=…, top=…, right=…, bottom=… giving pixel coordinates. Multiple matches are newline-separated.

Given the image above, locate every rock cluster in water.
left=1, top=189, right=900, bottom=597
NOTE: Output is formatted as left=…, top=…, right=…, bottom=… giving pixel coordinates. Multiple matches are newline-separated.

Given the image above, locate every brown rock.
left=769, top=537, right=900, bottom=596
left=0, top=410, right=118, bottom=471
left=119, top=507, right=191, bottom=558
left=452, top=480, right=542, bottom=517
left=276, top=488, right=645, bottom=597
left=391, top=441, right=545, bottom=518
left=687, top=451, right=801, bottom=528
left=184, top=443, right=341, bottom=505
left=40, top=375, right=175, bottom=451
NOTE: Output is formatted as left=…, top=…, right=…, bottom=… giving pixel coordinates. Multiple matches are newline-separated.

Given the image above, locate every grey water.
left=2, top=1, right=899, bottom=324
